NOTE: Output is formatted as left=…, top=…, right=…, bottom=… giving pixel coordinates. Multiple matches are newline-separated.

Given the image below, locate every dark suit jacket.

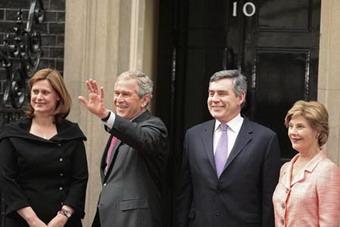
left=176, top=118, right=281, bottom=227
left=96, top=111, right=168, bottom=227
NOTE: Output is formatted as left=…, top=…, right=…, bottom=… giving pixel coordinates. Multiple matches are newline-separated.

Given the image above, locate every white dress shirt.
left=213, top=114, right=244, bottom=157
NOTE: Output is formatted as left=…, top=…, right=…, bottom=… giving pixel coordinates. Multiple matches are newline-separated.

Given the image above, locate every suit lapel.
left=200, top=120, right=216, bottom=171
left=103, top=111, right=150, bottom=182
left=279, top=162, right=292, bottom=190
left=224, top=119, right=253, bottom=170
left=291, top=151, right=325, bottom=186
left=100, top=135, right=113, bottom=180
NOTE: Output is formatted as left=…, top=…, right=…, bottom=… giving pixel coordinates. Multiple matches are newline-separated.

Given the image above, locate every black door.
left=156, top=0, right=320, bottom=161
left=156, top=2, right=320, bottom=226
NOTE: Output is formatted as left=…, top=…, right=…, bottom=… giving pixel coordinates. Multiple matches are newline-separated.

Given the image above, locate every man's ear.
left=141, top=95, right=151, bottom=108
left=238, top=91, right=246, bottom=105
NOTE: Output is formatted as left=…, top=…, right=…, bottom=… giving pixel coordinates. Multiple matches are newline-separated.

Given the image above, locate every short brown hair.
left=284, top=100, right=329, bottom=147
left=26, top=68, right=71, bottom=123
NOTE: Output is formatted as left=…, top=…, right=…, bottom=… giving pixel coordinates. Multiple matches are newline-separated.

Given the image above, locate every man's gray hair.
left=118, top=70, right=153, bottom=98
left=210, top=69, right=247, bottom=97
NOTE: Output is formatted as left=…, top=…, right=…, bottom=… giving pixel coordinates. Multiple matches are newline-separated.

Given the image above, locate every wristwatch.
left=58, top=208, right=72, bottom=219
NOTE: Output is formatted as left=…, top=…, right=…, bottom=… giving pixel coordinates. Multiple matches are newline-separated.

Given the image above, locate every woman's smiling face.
left=288, top=115, right=319, bottom=153
left=30, top=79, right=60, bottom=116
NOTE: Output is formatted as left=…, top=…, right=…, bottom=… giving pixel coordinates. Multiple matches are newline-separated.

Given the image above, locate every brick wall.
left=0, top=0, right=65, bottom=120
left=0, top=0, right=65, bottom=98
left=0, top=0, right=65, bottom=72
left=0, top=0, right=65, bottom=125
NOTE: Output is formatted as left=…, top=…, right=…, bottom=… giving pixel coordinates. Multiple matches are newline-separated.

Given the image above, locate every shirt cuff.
left=103, top=111, right=115, bottom=129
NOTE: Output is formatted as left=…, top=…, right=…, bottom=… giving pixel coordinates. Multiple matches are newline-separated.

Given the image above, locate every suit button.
left=215, top=211, right=221, bottom=216
left=103, top=183, right=107, bottom=186
left=59, top=173, right=64, bottom=177
left=59, top=158, right=63, bottom=162
left=59, top=186, right=63, bottom=191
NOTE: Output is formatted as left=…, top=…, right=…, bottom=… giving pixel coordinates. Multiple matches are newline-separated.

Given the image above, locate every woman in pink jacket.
left=273, top=100, right=340, bottom=227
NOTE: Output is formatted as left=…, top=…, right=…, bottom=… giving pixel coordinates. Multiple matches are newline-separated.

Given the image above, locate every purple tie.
left=105, top=136, right=119, bottom=174
left=215, top=123, right=228, bottom=177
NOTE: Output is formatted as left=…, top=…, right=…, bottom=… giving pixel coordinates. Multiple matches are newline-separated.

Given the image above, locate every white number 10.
left=233, top=1, right=256, bottom=17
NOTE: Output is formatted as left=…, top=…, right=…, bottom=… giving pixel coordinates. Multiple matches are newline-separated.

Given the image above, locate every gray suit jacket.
left=176, top=118, right=281, bottom=227
left=97, top=111, right=168, bottom=227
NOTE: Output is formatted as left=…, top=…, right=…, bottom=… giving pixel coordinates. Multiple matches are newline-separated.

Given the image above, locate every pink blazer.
left=273, top=151, right=340, bottom=227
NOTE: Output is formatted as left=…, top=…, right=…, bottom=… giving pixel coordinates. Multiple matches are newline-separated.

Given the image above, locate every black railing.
left=0, top=0, right=44, bottom=226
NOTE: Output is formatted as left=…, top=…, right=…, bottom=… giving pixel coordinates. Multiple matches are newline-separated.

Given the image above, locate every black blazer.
left=176, top=118, right=281, bottom=227
left=0, top=118, right=88, bottom=227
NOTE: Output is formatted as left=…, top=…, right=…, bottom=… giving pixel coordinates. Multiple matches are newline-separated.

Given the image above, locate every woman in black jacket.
left=0, top=68, right=88, bottom=227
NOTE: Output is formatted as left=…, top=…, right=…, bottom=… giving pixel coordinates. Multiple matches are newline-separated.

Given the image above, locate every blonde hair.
left=26, top=68, right=71, bottom=123
left=285, top=100, right=329, bottom=147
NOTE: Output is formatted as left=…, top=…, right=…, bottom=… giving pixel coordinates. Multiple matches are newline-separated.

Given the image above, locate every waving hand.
left=78, top=79, right=109, bottom=119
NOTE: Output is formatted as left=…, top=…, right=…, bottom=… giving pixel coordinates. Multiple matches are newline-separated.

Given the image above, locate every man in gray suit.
left=79, top=71, right=168, bottom=227
left=175, top=70, right=281, bottom=227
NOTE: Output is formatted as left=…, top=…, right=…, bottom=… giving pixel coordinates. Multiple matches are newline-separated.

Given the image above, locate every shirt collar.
left=214, top=114, right=244, bottom=133
left=289, top=149, right=327, bottom=173
left=130, top=109, right=147, bottom=121
left=304, top=150, right=327, bottom=172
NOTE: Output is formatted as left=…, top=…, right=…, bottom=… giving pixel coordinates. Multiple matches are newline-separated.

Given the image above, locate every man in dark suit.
left=175, top=70, right=281, bottom=227
left=79, top=71, right=168, bottom=227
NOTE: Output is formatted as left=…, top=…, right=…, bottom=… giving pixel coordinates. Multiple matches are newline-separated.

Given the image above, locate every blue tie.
left=215, top=123, right=228, bottom=177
